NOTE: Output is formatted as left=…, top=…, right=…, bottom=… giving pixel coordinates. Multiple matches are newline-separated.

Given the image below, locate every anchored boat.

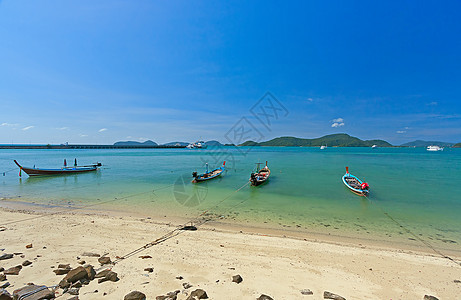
left=250, top=161, right=270, bottom=186
left=342, top=167, right=369, bottom=196
left=192, top=161, right=225, bottom=182
left=14, top=159, right=101, bottom=177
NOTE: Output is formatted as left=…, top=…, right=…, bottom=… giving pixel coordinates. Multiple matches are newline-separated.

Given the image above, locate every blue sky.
left=0, top=0, right=460, bottom=145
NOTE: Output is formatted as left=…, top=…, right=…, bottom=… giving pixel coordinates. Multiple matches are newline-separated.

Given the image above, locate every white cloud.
left=22, top=126, right=34, bottom=131
left=427, top=101, right=438, bottom=106
left=331, top=118, right=345, bottom=128
left=332, top=118, right=344, bottom=123
left=1, top=122, right=18, bottom=127
left=307, top=97, right=313, bottom=102
left=79, top=134, right=88, bottom=137
left=98, top=128, right=108, bottom=132
left=396, top=130, right=406, bottom=134
left=56, top=127, right=69, bottom=130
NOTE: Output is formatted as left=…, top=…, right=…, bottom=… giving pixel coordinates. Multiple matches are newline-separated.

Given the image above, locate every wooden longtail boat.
left=14, top=159, right=101, bottom=177
left=250, top=161, right=270, bottom=186
left=342, top=167, right=369, bottom=196
left=192, top=161, right=225, bottom=182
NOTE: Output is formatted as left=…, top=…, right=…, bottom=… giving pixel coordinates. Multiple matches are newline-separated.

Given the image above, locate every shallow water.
left=1, top=146, right=460, bottom=254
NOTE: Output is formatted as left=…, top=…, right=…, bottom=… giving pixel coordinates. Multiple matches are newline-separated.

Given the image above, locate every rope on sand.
left=110, top=181, right=251, bottom=267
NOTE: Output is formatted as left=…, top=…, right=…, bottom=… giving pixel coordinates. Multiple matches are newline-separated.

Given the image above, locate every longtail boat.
left=342, top=167, right=369, bottom=196
left=250, top=161, right=270, bottom=186
left=14, top=159, right=101, bottom=177
left=192, top=161, right=225, bottom=182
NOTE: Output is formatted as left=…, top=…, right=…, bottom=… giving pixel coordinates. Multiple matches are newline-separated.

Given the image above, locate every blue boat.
left=192, top=161, right=226, bottom=182
left=342, top=167, right=369, bottom=196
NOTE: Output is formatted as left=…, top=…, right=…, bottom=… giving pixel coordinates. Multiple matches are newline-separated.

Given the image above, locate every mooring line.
left=110, top=181, right=251, bottom=266
left=366, top=195, right=461, bottom=267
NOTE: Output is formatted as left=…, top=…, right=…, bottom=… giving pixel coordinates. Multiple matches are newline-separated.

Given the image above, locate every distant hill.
left=162, top=141, right=189, bottom=146
left=114, top=140, right=158, bottom=146
left=400, top=140, right=454, bottom=147
left=239, top=134, right=393, bottom=147
left=453, top=143, right=461, bottom=148
left=205, top=140, right=224, bottom=147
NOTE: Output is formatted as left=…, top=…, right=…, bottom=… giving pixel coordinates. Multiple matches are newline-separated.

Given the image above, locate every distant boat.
left=426, top=145, right=443, bottom=151
left=14, top=159, right=101, bottom=177
left=186, top=141, right=207, bottom=149
left=250, top=161, right=270, bottom=186
left=192, top=161, right=225, bottom=182
left=371, top=145, right=378, bottom=148
left=342, top=167, right=369, bottom=196
left=320, top=145, right=327, bottom=150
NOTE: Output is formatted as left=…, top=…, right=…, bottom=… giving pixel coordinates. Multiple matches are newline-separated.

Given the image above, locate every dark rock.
left=124, top=291, right=146, bottom=300
left=78, top=260, right=86, bottom=265
left=0, top=288, right=12, bottom=300
left=85, top=265, right=96, bottom=280
left=68, top=287, right=79, bottom=295
left=13, top=253, right=22, bottom=256
left=59, top=279, right=70, bottom=289
left=187, top=289, right=208, bottom=299
left=58, top=264, right=71, bottom=269
left=139, top=255, right=152, bottom=259
left=424, top=296, right=439, bottom=300
left=232, top=274, right=243, bottom=284
left=13, top=284, right=55, bottom=299
left=0, top=282, right=10, bottom=289
left=53, top=269, right=71, bottom=275
left=183, top=282, right=192, bottom=289
left=67, top=297, right=79, bottom=300
left=98, top=256, right=112, bottom=265
left=0, top=254, right=13, bottom=261
left=0, top=274, right=5, bottom=282
left=82, top=252, right=100, bottom=257
left=22, top=260, right=32, bottom=267
left=25, top=244, right=32, bottom=249
left=64, top=266, right=88, bottom=283
left=324, top=291, right=346, bottom=300
left=175, top=276, right=183, bottom=280
left=95, top=269, right=110, bottom=278
left=97, top=271, right=118, bottom=283
left=0, top=268, right=3, bottom=272
left=144, top=268, right=154, bottom=273
left=72, top=281, right=82, bottom=288
left=257, top=295, right=274, bottom=300
left=4, top=266, right=22, bottom=275
left=301, top=289, right=313, bottom=295
left=168, top=290, right=180, bottom=297
left=454, top=279, right=461, bottom=283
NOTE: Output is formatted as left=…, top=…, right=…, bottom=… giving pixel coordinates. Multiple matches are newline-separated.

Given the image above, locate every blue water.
left=1, top=147, right=460, bottom=253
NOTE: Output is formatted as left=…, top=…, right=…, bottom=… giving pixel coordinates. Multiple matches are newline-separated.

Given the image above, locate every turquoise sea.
left=1, top=147, right=460, bottom=255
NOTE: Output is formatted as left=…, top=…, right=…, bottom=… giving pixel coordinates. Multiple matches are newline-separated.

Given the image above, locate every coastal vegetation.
left=239, top=133, right=392, bottom=147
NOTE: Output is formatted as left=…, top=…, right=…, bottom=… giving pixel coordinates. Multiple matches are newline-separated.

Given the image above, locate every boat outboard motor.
left=250, top=172, right=256, bottom=183
left=192, top=171, right=198, bottom=178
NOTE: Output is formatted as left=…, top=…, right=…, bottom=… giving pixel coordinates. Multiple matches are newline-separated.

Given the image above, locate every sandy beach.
left=0, top=206, right=460, bottom=300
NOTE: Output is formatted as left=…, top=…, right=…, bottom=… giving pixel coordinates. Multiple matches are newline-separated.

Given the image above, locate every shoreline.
left=0, top=207, right=460, bottom=299
left=1, top=198, right=460, bottom=260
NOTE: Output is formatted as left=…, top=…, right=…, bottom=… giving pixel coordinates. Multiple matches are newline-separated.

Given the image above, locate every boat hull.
left=14, top=160, right=99, bottom=177
left=193, top=168, right=224, bottom=182
left=250, top=168, right=270, bottom=186
left=342, top=174, right=369, bottom=196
